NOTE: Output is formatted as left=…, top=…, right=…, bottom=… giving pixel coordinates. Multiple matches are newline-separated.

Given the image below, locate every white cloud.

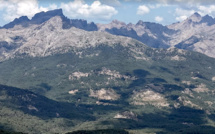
left=155, top=16, right=163, bottom=22
left=0, top=0, right=7, bottom=9
left=125, top=0, right=215, bottom=5
left=176, top=16, right=188, bottom=21
left=137, top=5, right=150, bottom=15
left=60, top=0, right=118, bottom=20
left=49, top=4, right=58, bottom=10
left=175, top=8, right=195, bottom=21
left=0, top=0, right=118, bottom=22
left=198, top=5, right=215, bottom=16
left=148, top=4, right=168, bottom=9
left=100, top=0, right=121, bottom=6
left=174, top=5, right=215, bottom=22
left=148, top=4, right=160, bottom=9
left=175, top=8, right=195, bottom=17
left=0, top=0, right=53, bottom=21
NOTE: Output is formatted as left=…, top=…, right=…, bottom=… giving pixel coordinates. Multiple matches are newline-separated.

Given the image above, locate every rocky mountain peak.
left=2, top=8, right=97, bottom=31
left=96, top=19, right=126, bottom=30
left=111, top=19, right=126, bottom=25
left=15, top=16, right=30, bottom=22
left=3, top=16, right=30, bottom=29
left=168, top=13, right=203, bottom=30
left=31, top=9, right=64, bottom=24
left=69, top=19, right=98, bottom=31
left=187, top=12, right=202, bottom=22
left=42, top=16, right=63, bottom=30
left=2, top=9, right=65, bottom=29
left=111, top=19, right=125, bottom=24
left=201, top=15, right=215, bottom=26
left=136, top=20, right=144, bottom=25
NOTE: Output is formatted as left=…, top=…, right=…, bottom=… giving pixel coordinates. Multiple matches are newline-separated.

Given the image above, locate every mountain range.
left=2, top=9, right=215, bottom=58
left=0, top=9, right=215, bottom=134
left=97, top=12, right=215, bottom=58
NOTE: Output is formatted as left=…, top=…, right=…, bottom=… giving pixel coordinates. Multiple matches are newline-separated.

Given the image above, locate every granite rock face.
left=2, top=9, right=98, bottom=31
left=98, top=12, right=215, bottom=58
left=1, top=9, right=215, bottom=58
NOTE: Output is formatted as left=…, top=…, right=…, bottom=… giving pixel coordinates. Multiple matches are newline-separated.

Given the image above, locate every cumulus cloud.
left=49, top=4, right=58, bottom=10
left=198, top=5, right=215, bottom=16
left=175, top=8, right=195, bottom=21
left=176, top=15, right=188, bottom=21
left=100, top=0, right=121, bottom=6
left=60, top=0, right=118, bottom=20
left=137, top=5, right=150, bottom=15
left=0, top=0, right=118, bottom=22
left=148, top=4, right=162, bottom=9
left=174, top=5, right=215, bottom=21
left=0, top=0, right=52, bottom=21
left=125, top=0, right=215, bottom=5
left=155, top=16, right=163, bottom=22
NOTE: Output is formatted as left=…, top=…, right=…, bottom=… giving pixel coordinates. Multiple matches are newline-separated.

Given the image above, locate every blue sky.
left=0, top=0, right=215, bottom=26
